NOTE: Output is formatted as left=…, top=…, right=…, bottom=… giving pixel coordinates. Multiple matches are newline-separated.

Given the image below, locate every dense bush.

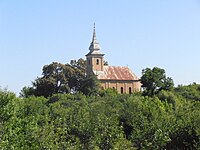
left=0, top=87, right=199, bottom=149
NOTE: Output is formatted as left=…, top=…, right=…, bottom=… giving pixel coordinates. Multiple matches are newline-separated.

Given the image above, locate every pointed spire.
left=92, top=23, right=97, bottom=42
left=89, top=23, right=100, bottom=51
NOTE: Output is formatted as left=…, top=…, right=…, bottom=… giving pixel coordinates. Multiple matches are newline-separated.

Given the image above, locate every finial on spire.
left=92, top=22, right=96, bottom=41
left=93, top=22, right=96, bottom=34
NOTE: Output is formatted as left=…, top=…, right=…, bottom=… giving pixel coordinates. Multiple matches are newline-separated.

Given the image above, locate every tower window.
left=88, top=59, right=90, bottom=65
left=121, top=87, right=123, bottom=94
left=96, top=59, right=99, bottom=65
left=129, top=87, right=132, bottom=94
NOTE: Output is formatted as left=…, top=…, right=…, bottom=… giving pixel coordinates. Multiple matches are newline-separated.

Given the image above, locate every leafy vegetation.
left=20, top=59, right=100, bottom=98
left=141, top=67, right=174, bottom=96
left=174, top=83, right=200, bottom=101
left=1, top=65, right=199, bottom=149
left=0, top=86, right=199, bottom=149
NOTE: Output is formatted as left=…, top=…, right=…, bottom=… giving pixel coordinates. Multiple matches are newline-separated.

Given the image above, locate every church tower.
left=86, top=24, right=104, bottom=76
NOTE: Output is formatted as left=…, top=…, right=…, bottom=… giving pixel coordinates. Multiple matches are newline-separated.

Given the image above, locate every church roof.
left=94, top=66, right=139, bottom=81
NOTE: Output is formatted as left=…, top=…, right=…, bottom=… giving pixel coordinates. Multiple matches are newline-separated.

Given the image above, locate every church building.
left=86, top=25, right=141, bottom=94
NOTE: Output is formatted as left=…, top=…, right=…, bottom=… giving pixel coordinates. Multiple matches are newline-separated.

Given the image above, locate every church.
left=85, top=25, right=141, bottom=94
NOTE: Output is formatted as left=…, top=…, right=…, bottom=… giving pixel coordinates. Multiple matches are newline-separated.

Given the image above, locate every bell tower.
left=86, top=24, right=104, bottom=76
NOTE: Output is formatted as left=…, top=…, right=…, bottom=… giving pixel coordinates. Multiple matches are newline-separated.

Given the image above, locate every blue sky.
left=0, top=0, right=200, bottom=95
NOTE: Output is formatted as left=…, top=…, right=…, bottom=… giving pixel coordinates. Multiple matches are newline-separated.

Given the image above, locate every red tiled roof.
left=96, top=66, right=139, bottom=80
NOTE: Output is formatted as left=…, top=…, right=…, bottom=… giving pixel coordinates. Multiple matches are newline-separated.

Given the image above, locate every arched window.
left=129, top=87, right=132, bottom=94
left=96, top=59, right=99, bottom=65
left=121, top=87, right=123, bottom=94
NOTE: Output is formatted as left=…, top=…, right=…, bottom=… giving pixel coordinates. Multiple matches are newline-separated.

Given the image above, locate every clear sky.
left=0, top=0, right=200, bottom=95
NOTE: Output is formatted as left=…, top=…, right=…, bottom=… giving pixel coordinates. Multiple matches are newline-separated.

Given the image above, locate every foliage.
left=20, top=59, right=100, bottom=98
left=174, top=83, right=200, bottom=101
left=0, top=85, right=200, bottom=149
left=104, top=61, right=109, bottom=66
left=99, top=88, right=118, bottom=97
left=141, top=67, right=174, bottom=96
left=79, top=75, right=100, bottom=96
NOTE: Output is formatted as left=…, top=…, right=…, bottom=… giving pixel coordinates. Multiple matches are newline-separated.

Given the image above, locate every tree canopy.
left=20, top=58, right=99, bottom=98
left=1, top=87, right=200, bottom=149
left=140, top=67, right=174, bottom=96
left=1, top=64, right=200, bottom=149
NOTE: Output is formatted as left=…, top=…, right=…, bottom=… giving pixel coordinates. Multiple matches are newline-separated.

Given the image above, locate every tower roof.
left=89, top=23, right=100, bottom=51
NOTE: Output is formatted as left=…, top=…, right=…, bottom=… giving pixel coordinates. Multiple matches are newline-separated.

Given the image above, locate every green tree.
left=19, top=86, right=35, bottom=98
left=70, top=58, right=86, bottom=71
left=140, top=67, right=174, bottom=96
left=79, top=75, right=100, bottom=96
left=1, top=88, right=200, bottom=149
left=174, top=83, right=200, bottom=101
left=20, top=58, right=102, bottom=97
left=20, top=59, right=87, bottom=98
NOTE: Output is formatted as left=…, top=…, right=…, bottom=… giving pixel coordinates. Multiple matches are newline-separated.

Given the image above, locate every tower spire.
left=92, top=23, right=96, bottom=42
left=89, top=23, right=100, bottom=51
